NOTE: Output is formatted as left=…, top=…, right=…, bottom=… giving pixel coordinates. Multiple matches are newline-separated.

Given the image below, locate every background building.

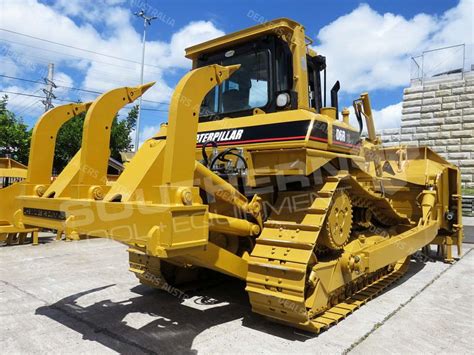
left=380, top=44, right=474, bottom=188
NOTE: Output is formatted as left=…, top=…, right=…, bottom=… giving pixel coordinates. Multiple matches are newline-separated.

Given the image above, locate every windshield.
left=199, top=49, right=270, bottom=120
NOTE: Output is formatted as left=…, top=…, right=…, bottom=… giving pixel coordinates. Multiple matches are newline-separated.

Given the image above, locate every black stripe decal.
left=196, top=120, right=312, bottom=145
left=153, top=120, right=359, bottom=148
left=154, top=120, right=319, bottom=145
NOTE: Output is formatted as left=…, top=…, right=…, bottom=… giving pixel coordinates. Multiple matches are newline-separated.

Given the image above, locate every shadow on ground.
left=35, top=258, right=430, bottom=353
left=36, top=278, right=256, bottom=354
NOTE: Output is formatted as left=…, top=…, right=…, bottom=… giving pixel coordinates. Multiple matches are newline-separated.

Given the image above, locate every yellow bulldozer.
left=7, top=18, right=463, bottom=333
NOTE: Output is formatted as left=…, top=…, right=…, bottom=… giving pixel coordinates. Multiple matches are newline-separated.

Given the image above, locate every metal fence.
left=410, top=44, right=471, bottom=85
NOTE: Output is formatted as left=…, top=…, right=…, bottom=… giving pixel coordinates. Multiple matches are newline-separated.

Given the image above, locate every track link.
left=246, top=175, right=341, bottom=331
left=297, top=258, right=408, bottom=333
left=245, top=174, right=411, bottom=333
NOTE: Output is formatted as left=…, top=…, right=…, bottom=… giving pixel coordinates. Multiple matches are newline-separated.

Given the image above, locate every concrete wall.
left=380, top=72, right=474, bottom=188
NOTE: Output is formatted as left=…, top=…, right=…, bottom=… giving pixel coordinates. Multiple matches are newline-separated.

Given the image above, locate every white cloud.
left=313, top=0, right=473, bottom=94
left=0, top=56, right=19, bottom=77
left=348, top=101, right=402, bottom=131
left=51, top=0, right=128, bottom=25
left=138, top=124, right=161, bottom=147
left=1, top=83, right=43, bottom=118
left=430, top=0, right=474, bottom=47
left=54, top=72, right=73, bottom=89
left=312, top=0, right=472, bottom=129
left=165, top=21, right=225, bottom=68
left=1, top=65, right=75, bottom=116
left=372, top=102, right=403, bottom=130
left=0, top=0, right=224, bottom=112
left=1, top=0, right=471, bottom=132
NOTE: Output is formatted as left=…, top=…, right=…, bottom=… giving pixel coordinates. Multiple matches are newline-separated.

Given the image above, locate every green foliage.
left=53, top=104, right=137, bottom=173
left=0, top=96, right=137, bottom=173
left=111, top=105, right=137, bottom=161
left=0, top=95, right=31, bottom=164
left=53, top=111, right=86, bottom=173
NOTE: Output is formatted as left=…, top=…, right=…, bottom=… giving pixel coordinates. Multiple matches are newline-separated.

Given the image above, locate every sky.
left=0, top=0, right=473, bottom=147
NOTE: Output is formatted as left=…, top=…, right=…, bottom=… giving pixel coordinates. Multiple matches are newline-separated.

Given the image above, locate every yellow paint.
left=10, top=18, right=462, bottom=333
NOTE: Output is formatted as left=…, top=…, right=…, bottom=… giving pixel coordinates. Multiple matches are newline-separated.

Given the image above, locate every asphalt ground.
left=0, top=230, right=473, bottom=354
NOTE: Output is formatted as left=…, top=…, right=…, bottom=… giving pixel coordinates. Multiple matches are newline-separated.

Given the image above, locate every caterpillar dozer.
left=12, top=18, right=463, bottom=333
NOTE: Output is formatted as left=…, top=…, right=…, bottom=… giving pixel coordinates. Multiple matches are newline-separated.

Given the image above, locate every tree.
left=0, top=95, right=31, bottom=164
left=0, top=96, right=137, bottom=173
left=53, top=105, right=137, bottom=173
left=53, top=110, right=86, bottom=173
left=111, top=105, right=138, bottom=161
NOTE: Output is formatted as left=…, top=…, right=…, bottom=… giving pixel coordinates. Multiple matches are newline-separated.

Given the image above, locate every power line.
left=17, top=99, right=41, bottom=117
left=60, top=84, right=170, bottom=106
left=0, top=74, right=41, bottom=85
left=0, top=90, right=169, bottom=112
left=0, top=56, right=150, bottom=90
left=142, top=108, right=168, bottom=112
left=0, top=37, right=163, bottom=74
left=0, top=69, right=56, bottom=111
left=1, top=90, right=77, bottom=105
left=0, top=30, right=177, bottom=112
left=122, top=106, right=168, bottom=112
left=9, top=88, right=42, bottom=112
left=0, top=73, right=171, bottom=106
left=0, top=28, right=164, bottom=70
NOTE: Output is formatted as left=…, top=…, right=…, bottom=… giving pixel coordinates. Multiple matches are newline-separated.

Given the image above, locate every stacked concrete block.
left=379, top=72, right=474, bottom=188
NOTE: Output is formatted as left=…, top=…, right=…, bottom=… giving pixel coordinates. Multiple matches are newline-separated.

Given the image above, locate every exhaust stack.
left=331, top=80, right=340, bottom=119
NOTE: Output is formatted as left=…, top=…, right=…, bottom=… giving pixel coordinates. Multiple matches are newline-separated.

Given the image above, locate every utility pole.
left=42, top=63, right=56, bottom=112
left=133, top=9, right=157, bottom=152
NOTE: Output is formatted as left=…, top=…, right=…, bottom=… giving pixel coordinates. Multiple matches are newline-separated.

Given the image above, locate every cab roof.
left=185, top=18, right=305, bottom=60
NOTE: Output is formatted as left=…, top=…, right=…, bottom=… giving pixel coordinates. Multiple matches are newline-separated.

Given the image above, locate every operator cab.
left=185, top=18, right=346, bottom=123
left=184, top=18, right=367, bottom=148
left=195, top=34, right=329, bottom=122
left=197, top=35, right=297, bottom=121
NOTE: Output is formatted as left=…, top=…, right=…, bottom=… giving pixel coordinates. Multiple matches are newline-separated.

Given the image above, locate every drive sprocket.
left=319, top=189, right=352, bottom=250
